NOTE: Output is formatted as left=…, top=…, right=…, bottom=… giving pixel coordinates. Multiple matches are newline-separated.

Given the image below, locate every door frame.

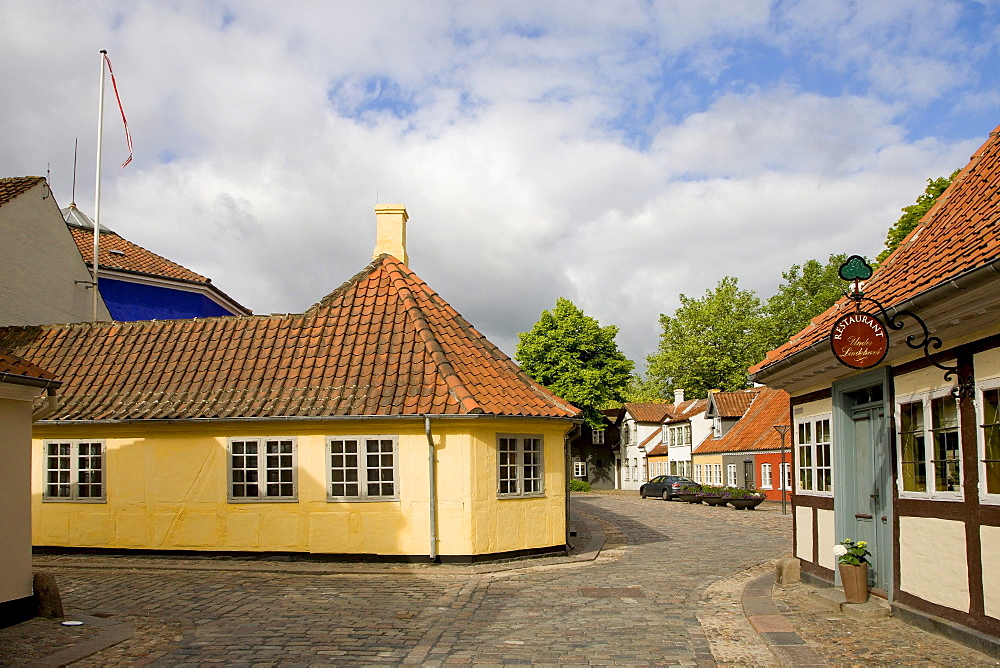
left=832, top=367, right=893, bottom=599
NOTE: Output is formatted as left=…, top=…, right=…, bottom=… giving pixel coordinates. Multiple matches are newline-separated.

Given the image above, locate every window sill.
left=498, top=494, right=546, bottom=500
left=326, top=497, right=400, bottom=503
left=227, top=498, right=299, bottom=503
left=898, top=493, right=964, bottom=502
left=41, top=498, right=107, bottom=504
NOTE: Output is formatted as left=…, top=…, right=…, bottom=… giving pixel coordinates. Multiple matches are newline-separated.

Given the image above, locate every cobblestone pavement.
left=1, top=491, right=998, bottom=666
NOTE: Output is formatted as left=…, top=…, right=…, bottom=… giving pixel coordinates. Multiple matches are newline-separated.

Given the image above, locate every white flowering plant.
left=833, top=538, right=871, bottom=566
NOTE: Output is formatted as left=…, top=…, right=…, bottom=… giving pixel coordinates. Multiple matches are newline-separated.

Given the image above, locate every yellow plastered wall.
left=691, top=453, right=723, bottom=483
left=31, top=418, right=572, bottom=557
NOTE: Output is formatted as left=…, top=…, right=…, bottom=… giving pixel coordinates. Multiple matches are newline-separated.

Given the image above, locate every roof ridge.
left=304, top=255, right=386, bottom=315
left=384, top=260, right=484, bottom=414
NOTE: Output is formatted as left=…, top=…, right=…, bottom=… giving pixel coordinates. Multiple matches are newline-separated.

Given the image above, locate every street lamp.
left=773, top=425, right=791, bottom=515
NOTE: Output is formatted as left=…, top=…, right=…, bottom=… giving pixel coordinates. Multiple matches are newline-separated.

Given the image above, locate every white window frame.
left=498, top=434, right=544, bottom=498
left=694, top=463, right=703, bottom=483
left=780, top=462, right=791, bottom=491
left=42, top=440, right=106, bottom=502
left=896, top=390, right=964, bottom=501
left=326, top=435, right=399, bottom=502
left=977, top=377, right=1000, bottom=504
left=574, top=460, right=587, bottom=478
left=713, top=417, right=722, bottom=438
left=713, top=463, right=722, bottom=485
left=726, top=463, right=737, bottom=487
left=795, top=414, right=833, bottom=496
left=227, top=437, right=297, bottom=502
left=591, top=429, right=605, bottom=445
left=623, top=458, right=630, bottom=481
left=760, top=463, right=773, bottom=489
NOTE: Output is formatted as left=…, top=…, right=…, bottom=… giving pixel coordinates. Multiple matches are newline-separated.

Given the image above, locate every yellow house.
left=0, top=205, right=580, bottom=562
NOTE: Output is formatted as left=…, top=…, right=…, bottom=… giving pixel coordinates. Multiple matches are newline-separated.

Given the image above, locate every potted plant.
left=698, top=485, right=727, bottom=506
left=834, top=539, right=871, bottom=603
left=723, top=486, right=766, bottom=510
left=675, top=483, right=702, bottom=503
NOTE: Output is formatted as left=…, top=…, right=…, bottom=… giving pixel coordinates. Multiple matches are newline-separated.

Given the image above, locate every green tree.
left=877, top=169, right=960, bottom=263
left=515, top=298, right=634, bottom=427
left=762, top=253, right=847, bottom=350
left=620, top=373, right=666, bottom=404
left=645, top=277, right=766, bottom=399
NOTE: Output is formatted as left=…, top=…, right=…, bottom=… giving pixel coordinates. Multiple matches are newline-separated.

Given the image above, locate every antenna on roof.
left=43, top=163, right=50, bottom=198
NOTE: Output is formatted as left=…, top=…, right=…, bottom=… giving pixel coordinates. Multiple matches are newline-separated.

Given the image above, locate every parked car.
left=639, top=475, right=698, bottom=500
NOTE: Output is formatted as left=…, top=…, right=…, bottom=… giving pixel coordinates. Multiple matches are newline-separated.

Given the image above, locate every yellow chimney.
left=374, top=204, right=408, bottom=265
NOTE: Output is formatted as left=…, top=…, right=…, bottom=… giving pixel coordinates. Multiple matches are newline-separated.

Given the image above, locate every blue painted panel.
left=99, top=278, right=235, bottom=321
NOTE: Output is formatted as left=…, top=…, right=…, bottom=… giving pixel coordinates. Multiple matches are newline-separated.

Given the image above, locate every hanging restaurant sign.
left=830, top=311, right=888, bottom=369
left=830, top=254, right=974, bottom=395
left=832, top=255, right=888, bottom=370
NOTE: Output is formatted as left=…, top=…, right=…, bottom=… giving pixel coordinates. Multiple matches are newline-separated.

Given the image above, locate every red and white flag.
left=103, top=52, right=132, bottom=169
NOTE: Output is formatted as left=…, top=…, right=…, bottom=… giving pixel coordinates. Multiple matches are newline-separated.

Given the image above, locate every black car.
left=639, top=475, right=698, bottom=500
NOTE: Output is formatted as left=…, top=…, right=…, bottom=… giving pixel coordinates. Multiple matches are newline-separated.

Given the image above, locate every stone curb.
left=742, top=572, right=828, bottom=667
left=28, top=612, right=133, bottom=667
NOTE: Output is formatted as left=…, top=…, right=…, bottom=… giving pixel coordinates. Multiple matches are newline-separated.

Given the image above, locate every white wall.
left=0, top=180, right=110, bottom=326
left=900, top=516, right=970, bottom=612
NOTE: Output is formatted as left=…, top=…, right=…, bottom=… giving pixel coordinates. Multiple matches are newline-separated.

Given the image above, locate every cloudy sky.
left=3, top=1, right=998, bottom=370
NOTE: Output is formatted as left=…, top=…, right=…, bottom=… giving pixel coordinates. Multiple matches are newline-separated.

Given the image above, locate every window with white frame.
left=726, top=463, right=737, bottom=487
left=898, top=393, right=963, bottom=498
left=713, top=463, right=722, bottom=485
left=623, top=459, right=630, bottom=481
left=694, top=463, right=702, bottom=483
left=780, top=462, right=791, bottom=491
left=760, top=463, right=773, bottom=489
left=713, top=417, right=722, bottom=438
left=43, top=440, right=105, bottom=502
left=498, top=434, right=544, bottom=497
left=796, top=415, right=832, bottom=495
left=574, top=460, right=587, bottom=478
left=327, top=436, right=398, bottom=501
left=592, top=429, right=605, bottom=445
left=979, top=381, right=1000, bottom=502
left=633, top=458, right=638, bottom=481
left=228, top=438, right=296, bottom=501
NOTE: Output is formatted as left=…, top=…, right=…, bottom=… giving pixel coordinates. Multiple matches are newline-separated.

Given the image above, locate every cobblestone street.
left=2, top=491, right=998, bottom=665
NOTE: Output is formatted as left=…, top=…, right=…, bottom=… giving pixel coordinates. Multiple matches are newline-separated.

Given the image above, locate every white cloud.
left=0, top=0, right=994, bottom=373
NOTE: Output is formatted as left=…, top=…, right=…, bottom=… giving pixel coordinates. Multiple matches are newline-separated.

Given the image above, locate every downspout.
left=565, top=424, right=580, bottom=554
left=32, top=387, right=60, bottom=422
left=424, top=415, right=438, bottom=562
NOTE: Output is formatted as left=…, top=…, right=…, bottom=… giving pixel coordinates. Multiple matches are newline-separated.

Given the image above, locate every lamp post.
left=773, top=425, right=790, bottom=515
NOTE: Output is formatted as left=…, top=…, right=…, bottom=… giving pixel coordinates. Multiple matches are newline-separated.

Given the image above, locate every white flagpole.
left=92, top=50, right=107, bottom=322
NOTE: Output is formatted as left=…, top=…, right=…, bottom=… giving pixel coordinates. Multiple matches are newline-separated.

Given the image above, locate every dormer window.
left=713, top=417, right=722, bottom=438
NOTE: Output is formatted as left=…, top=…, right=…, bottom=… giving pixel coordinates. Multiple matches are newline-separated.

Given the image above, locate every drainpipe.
left=0, top=374, right=61, bottom=421
left=424, top=415, right=438, bottom=562
left=32, top=386, right=60, bottom=422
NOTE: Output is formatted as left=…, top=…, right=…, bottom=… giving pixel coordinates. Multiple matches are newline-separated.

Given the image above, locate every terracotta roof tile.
left=0, top=176, right=44, bottom=207
left=0, top=255, right=579, bottom=422
left=622, top=402, right=673, bottom=423
left=753, top=125, right=1000, bottom=375
left=694, top=387, right=790, bottom=454
left=0, top=351, right=57, bottom=381
left=711, top=390, right=758, bottom=418
left=69, top=226, right=210, bottom=283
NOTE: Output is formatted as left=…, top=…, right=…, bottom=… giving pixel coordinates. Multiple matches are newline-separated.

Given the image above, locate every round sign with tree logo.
left=830, top=311, right=889, bottom=369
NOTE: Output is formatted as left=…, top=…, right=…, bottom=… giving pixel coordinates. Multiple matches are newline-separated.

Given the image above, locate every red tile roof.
left=0, top=176, right=44, bottom=207
left=710, top=390, right=758, bottom=418
left=664, top=398, right=708, bottom=423
left=694, top=387, right=790, bottom=454
left=0, top=351, right=57, bottom=382
left=69, top=226, right=211, bottom=284
left=0, top=255, right=580, bottom=421
left=752, top=125, right=1000, bottom=375
left=622, top=402, right=672, bottom=423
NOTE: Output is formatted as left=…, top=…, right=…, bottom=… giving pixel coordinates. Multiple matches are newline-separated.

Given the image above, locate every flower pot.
left=728, top=497, right=764, bottom=510
left=676, top=492, right=700, bottom=503
left=838, top=563, right=869, bottom=603
left=702, top=496, right=727, bottom=506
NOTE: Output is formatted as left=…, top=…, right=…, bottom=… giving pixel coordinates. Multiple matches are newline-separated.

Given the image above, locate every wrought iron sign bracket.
left=838, top=255, right=975, bottom=398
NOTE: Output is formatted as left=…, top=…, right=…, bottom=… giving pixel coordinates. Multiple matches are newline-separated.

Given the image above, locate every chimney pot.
left=374, top=204, right=408, bottom=265
left=674, top=388, right=685, bottom=404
